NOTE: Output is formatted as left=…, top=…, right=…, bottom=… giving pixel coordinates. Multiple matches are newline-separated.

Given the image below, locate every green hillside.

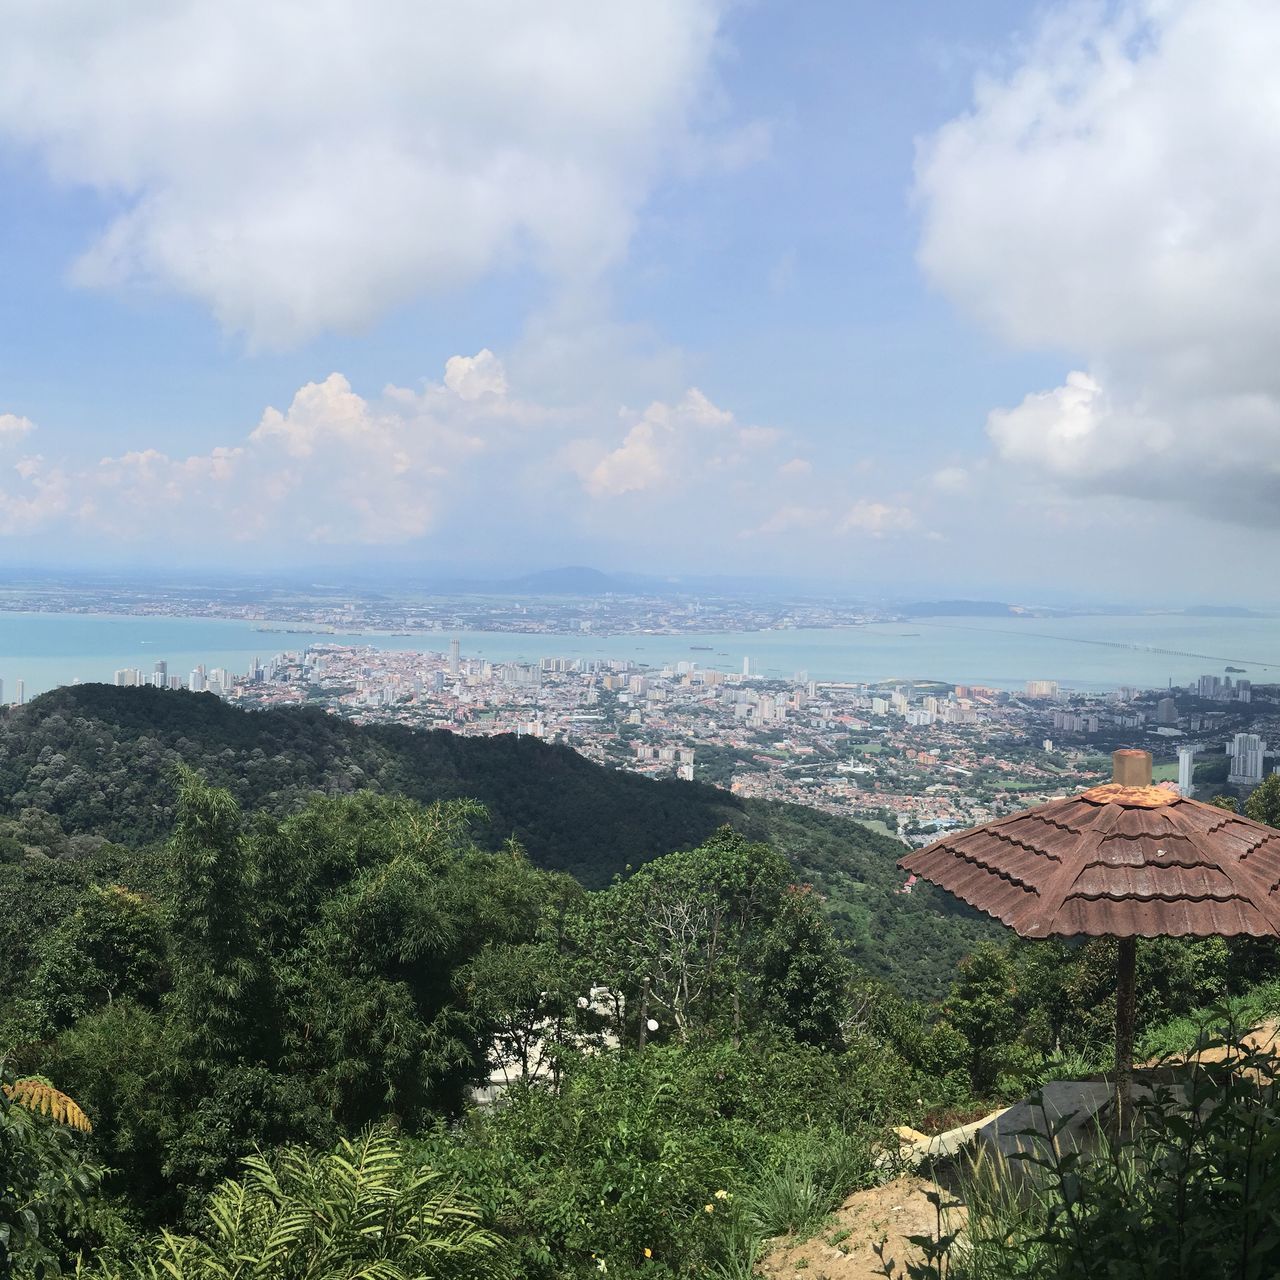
left=0, top=684, right=992, bottom=997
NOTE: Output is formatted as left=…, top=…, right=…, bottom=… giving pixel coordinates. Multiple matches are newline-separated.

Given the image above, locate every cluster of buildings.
left=17, top=639, right=1276, bottom=846
left=111, top=657, right=278, bottom=697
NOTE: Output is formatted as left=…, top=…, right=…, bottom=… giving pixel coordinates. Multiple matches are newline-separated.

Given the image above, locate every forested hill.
left=0, top=683, right=993, bottom=996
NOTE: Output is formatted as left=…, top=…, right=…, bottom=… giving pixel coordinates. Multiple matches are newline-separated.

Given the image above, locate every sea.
left=2, top=610, right=1280, bottom=701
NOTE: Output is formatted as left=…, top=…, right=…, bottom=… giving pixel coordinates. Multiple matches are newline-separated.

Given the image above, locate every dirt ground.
left=756, top=1174, right=963, bottom=1280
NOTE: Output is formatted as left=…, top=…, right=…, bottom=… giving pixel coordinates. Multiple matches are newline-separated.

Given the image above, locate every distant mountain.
left=498, top=566, right=625, bottom=594
left=431, top=565, right=629, bottom=595
left=901, top=599, right=1019, bottom=617
left=0, top=685, right=993, bottom=998
left=1182, top=605, right=1264, bottom=618
left=423, top=565, right=858, bottom=598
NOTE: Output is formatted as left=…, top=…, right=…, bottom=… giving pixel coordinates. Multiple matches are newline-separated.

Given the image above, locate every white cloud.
left=0, top=1, right=730, bottom=346
left=78, top=353, right=526, bottom=545
left=0, top=356, right=798, bottom=551
left=838, top=501, right=916, bottom=536
left=0, top=414, right=35, bottom=443
left=929, top=466, right=970, bottom=493
left=749, top=504, right=830, bottom=536
left=0, top=353, right=948, bottom=565
left=917, top=0, right=1280, bottom=526
left=0, top=455, right=68, bottom=534
left=578, top=388, right=753, bottom=498
left=443, top=350, right=509, bottom=401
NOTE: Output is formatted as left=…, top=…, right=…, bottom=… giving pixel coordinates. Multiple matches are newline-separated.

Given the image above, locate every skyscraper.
left=1156, top=697, right=1178, bottom=725
left=1229, top=733, right=1267, bottom=786
left=449, top=638, right=461, bottom=675
left=1177, top=744, right=1197, bottom=797
left=15, top=680, right=24, bottom=706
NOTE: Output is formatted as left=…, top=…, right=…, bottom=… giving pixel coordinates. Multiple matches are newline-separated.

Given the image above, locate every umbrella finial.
left=1113, top=749, right=1153, bottom=787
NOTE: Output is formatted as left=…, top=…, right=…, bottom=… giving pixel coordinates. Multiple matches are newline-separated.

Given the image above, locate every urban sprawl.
left=30, top=647, right=1274, bottom=845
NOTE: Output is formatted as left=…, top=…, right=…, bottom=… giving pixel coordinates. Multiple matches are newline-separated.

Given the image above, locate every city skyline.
left=2, top=2, right=1279, bottom=598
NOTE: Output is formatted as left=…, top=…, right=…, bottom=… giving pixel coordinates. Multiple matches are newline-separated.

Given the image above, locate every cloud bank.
left=0, top=1, right=731, bottom=346
left=917, top=0, right=1280, bottom=526
left=0, top=350, right=922, bottom=564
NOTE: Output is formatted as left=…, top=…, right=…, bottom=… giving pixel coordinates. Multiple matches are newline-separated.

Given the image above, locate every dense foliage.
left=6, top=691, right=1280, bottom=1277
left=893, top=1031, right=1280, bottom=1280
left=0, top=684, right=993, bottom=996
left=0, top=767, right=941, bottom=1277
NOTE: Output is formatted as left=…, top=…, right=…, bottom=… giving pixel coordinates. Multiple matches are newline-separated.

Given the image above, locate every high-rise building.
left=449, top=638, right=461, bottom=675
left=1156, top=697, right=1178, bottom=725
left=15, top=680, right=24, bottom=706
left=742, top=656, right=751, bottom=677
left=1177, top=744, right=1197, bottom=797
left=1025, top=680, right=1059, bottom=698
left=1229, top=733, right=1267, bottom=786
left=154, top=660, right=168, bottom=681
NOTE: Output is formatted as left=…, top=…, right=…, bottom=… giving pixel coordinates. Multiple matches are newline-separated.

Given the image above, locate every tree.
left=274, top=797, right=557, bottom=1122
left=0, top=1064, right=102, bottom=1277
left=569, top=828, right=847, bottom=1047
left=755, top=884, right=851, bottom=1049
left=944, top=943, right=1019, bottom=1093
left=125, top=1128, right=511, bottom=1280
left=456, top=942, right=588, bottom=1091
left=1246, top=774, right=1280, bottom=829
left=29, top=884, right=167, bottom=1034
left=166, top=769, right=271, bottom=1075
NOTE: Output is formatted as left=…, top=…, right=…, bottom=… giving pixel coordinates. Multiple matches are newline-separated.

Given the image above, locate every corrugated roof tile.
left=900, top=791, right=1280, bottom=940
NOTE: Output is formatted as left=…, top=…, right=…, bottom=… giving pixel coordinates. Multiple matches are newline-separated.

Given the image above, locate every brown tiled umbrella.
left=900, top=749, right=1280, bottom=1123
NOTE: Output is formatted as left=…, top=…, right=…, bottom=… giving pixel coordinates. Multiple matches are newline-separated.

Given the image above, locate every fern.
left=139, top=1126, right=510, bottom=1279
left=2, top=1076, right=93, bottom=1132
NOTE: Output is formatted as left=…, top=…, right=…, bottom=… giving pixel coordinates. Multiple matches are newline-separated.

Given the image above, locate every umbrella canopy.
left=899, top=749, right=1280, bottom=1124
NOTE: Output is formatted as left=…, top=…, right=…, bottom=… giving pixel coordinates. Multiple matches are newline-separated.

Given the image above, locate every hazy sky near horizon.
left=1, top=0, right=1278, bottom=600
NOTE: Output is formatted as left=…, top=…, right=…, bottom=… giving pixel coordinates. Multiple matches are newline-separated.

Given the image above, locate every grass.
left=857, top=819, right=900, bottom=840
left=1139, top=979, right=1280, bottom=1061
left=892, top=1031, right=1280, bottom=1279
left=1151, top=762, right=1179, bottom=782
left=742, top=1129, right=879, bottom=1239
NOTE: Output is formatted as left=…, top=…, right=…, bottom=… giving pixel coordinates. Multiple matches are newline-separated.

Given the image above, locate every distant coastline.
left=3, top=608, right=1280, bottom=701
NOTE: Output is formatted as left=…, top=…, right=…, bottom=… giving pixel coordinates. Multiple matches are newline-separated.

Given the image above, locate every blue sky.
left=0, top=1, right=1276, bottom=601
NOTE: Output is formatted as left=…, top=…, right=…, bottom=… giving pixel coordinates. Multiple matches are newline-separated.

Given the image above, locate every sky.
left=0, top=0, right=1278, bottom=601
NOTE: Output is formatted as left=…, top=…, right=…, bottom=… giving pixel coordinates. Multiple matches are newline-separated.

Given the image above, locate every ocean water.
left=1, top=610, right=1279, bottom=700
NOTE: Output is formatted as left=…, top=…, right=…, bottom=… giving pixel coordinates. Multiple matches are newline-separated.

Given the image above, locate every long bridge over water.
left=911, top=621, right=1280, bottom=673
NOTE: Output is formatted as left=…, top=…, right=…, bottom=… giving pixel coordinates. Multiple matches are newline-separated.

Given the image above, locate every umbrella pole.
left=1114, top=937, right=1137, bottom=1132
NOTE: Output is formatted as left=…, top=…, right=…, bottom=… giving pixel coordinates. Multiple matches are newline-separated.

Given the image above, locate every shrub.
left=418, top=1037, right=902, bottom=1278
left=106, top=1128, right=511, bottom=1280
left=890, top=1028, right=1280, bottom=1280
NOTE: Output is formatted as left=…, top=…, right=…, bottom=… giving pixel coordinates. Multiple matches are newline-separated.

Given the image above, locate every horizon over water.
left=1, top=610, right=1280, bottom=700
